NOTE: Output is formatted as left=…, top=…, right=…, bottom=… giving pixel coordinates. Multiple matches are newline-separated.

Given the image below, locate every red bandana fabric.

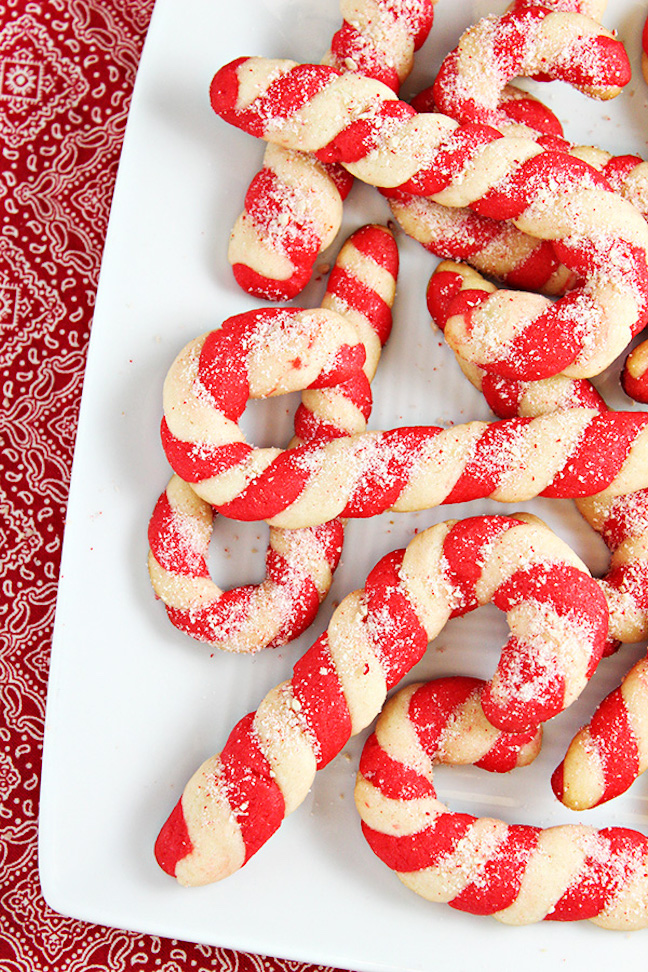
left=0, top=3, right=338, bottom=970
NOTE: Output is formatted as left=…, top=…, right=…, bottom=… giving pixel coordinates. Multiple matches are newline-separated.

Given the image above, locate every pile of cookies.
left=148, top=0, right=648, bottom=929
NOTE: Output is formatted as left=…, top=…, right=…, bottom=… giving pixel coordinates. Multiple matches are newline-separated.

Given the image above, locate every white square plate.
left=39, top=0, right=648, bottom=969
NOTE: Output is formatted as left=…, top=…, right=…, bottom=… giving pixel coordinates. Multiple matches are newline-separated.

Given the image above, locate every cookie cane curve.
left=419, top=4, right=630, bottom=137
left=229, top=152, right=353, bottom=301
left=357, top=676, right=544, bottom=777
left=414, top=0, right=611, bottom=139
left=391, top=152, right=648, bottom=399
left=147, top=477, right=345, bottom=653
left=416, top=75, right=565, bottom=141
left=155, top=513, right=608, bottom=886
left=427, top=261, right=648, bottom=811
left=161, top=247, right=648, bottom=526
left=388, top=142, right=648, bottom=315
left=149, top=224, right=398, bottom=653
left=412, top=1, right=625, bottom=142
left=209, top=57, right=648, bottom=382
left=411, top=0, right=648, bottom=400
left=427, top=260, right=648, bottom=651
left=228, top=0, right=435, bottom=300
left=355, top=678, right=648, bottom=929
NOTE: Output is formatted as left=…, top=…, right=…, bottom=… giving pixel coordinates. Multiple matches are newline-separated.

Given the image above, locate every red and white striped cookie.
left=154, top=513, right=608, bottom=886
left=412, top=0, right=648, bottom=401
left=148, top=224, right=398, bottom=652
left=387, top=188, right=577, bottom=296
left=210, top=56, right=648, bottom=383
left=162, top=371, right=648, bottom=527
left=552, top=652, right=648, bottom=810
left=227, top=0, right=435, bottom=300
left=426, top=259, right=648, bottom=653
left=387, top=160, right=648, bottom=387
left=147, top=477, right=345, bottom=653
left=292, top=223, right=398, bottom=443
left=550, top=493, right=648, bottom=811
left=355, top=676, right=648, bottom=929
left=162, top=240, right=648, bottom=527
left=427, top=259, right=648, bottom=812
left=388, top=145, right=648, bottom=310
left=414, top=0, right=648, bottom=401
left=417, top=3, right=628, bottom=135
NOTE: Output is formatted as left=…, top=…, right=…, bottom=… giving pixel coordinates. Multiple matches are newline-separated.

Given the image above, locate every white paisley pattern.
left=0, top=2, right=340, bottom=970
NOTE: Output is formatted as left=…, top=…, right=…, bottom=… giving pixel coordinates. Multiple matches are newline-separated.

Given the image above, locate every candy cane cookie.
left=209, top=58, right=648, bottom=383
left=148, top=478, right=345, bottom=653
left=550, top=494, right=648, bottom=811
left=412, top=3, right=648, bottom=399
left=355, top=678, right=648, bottom=929
left=390, top=153, right=648, bottom=399
left=411, top=0, right=612, bottom=135
left=387, top=189, right=578, bottom=296
left=162, top=366, right=648, bottom=527
left=552, top=651, right=648, bottom=810
left=427, top=261, right=648, bottom=812
left=148, top=224, right=398, bottom=653
left=155, top=513, right=608, bottom=886
left=357, top=676, right=544, bottom=777
left=228, top=0, right=435, bottom=300
left=427, top=259, right=648, bottom=651
left=389, top=112, right=648, bottom=322
left=420, top=3, right=629, bottom=137
left=387, top=146, right=648, bottom=308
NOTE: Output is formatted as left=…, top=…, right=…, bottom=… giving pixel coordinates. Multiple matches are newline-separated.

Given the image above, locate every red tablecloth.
left=0, top=2, right=340, bottom=969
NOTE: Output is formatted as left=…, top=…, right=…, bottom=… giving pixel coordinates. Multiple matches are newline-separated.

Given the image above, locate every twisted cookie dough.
left=162, top=374, right=648, bottom=527
left=162, top=232, right=648, bottom=527
left=148, top=476, right=344, bottom=653
left=427, top=259, right=648, bottom=653
left=552, top=649, right=648, bottom=810
left=422, top=3, right=629, bottom=135
left=389, top=1, right=628, bottom=298
left=155, top=513, right=608, bottom=886
left=210, top=56, right=648, bottom=382
left=149, top=224, right=398, bottom=652
left=427, top=259, right=648, bottom=814
left=387, top=187, right=578, bottom=296
left=410, top=0, right=648, bottom=400
left=228, top=0, right=435, bottom=300
left=355, top=676, right=648, bottom=929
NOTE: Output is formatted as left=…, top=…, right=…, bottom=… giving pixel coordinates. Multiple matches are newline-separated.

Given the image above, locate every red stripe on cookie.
left=220, top=712, right=286, bottom=862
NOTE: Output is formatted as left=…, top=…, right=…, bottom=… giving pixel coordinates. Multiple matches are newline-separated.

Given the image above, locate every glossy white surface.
left=40, top=0, right=648, bottom=968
